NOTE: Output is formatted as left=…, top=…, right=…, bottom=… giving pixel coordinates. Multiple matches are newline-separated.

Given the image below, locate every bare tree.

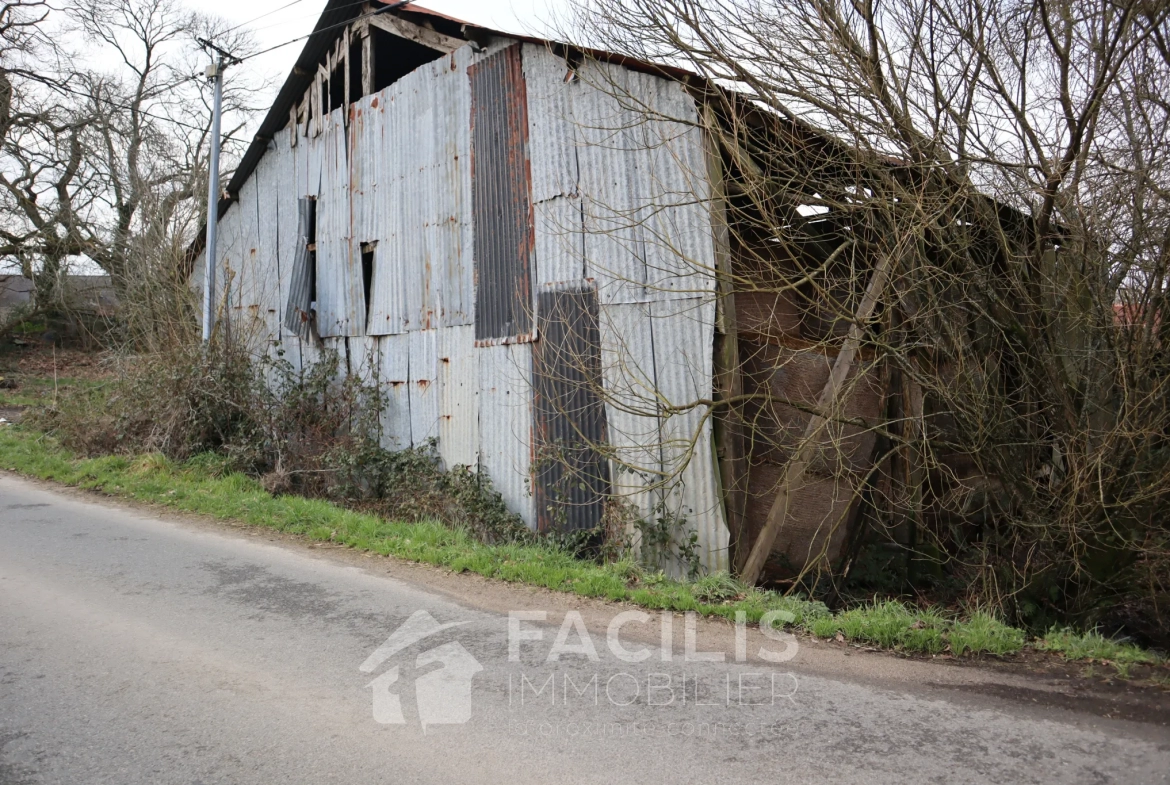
left=560, top=0, right=1170, bottom=639
left=0, top=0, right=264, bottom=343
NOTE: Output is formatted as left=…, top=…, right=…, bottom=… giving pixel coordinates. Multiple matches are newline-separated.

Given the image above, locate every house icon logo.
left=360, top=610, right=483, bottom=731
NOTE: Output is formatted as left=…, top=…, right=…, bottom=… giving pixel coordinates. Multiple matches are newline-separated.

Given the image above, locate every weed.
left=948, top=611, right=1026, bottom=656
left=691, top=571, right=745, bottom=604
left=1037, top=628, right=1162, bottom=665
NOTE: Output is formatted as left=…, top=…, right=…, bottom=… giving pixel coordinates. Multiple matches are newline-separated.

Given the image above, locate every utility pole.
left=201, top=55, right=224, bottom=343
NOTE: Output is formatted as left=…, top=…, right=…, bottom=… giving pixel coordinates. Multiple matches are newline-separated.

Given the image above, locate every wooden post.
left=342, top=26, right=351, bottom=124
left=360, top=22, right=373, bottom=96
left=739, top=248, right=895, bottom=585
left=704, top=109, right=747, bottom=569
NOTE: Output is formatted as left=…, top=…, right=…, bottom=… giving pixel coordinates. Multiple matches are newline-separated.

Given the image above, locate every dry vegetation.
left=559, top=0, right=1170, bottom=647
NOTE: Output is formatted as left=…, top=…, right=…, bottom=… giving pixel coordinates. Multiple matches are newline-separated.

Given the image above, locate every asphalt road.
left=1, top=473, right=1167, bottom=785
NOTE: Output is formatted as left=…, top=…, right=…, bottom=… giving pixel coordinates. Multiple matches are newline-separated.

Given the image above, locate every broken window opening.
left=328, top=66, right=345, bottom=116
left=370, top=26, right=445, bottom=92
left=283, top=196, right=319, bottom=342
left=360, top=242, right=375, bottom=331
left=349, top=38, right=364, bottom=103
left=307, top=199, right=318, bottom=311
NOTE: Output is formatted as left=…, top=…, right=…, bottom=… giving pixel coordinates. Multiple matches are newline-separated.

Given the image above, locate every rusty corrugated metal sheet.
left=409, top=329, right=440, bottom=445
left=649, top=296, right=728, bottom=574
left=283, top=197, right=316, bottom=341
left=598, top=301, right=661, bottom=526
left=347, top=335, right=380, bottom=387
left=378, top=333, right=412, bottom=450
left=213, top=200, right=240, bottom=324
left=570, top=60, right=716, bottom=305
left=522, top=44, right=578, bottom=204
left=275, top=132, right=303, bottom=341
left=478, top=341, right=536, bottom=529
left=532, top=286, right=611, bottom=532
left=365, top=51, right=474, bottom=336
left=253, top=144, right=284, bottom=341
left=596, top=296, right=727, bottom=575
left=316, top=109, right=365, bottom=337
left=470, top=44, right=535, bottom=344
left=523, top=45, right=586, bottom=290
left=231, top=170, right=268, bottom=350
left=437, top=325, right=479, bottom=469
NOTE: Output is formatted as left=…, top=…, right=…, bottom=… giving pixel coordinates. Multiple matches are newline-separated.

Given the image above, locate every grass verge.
left=0, top=423, right=1164, bottom=675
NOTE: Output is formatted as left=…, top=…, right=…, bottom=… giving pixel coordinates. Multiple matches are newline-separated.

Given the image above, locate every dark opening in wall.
left=328, top=65, right=345, bottom=115
left=360, top=242, right=375, bottom=330
left=283, top=196, right=319, bottom=341
left=307, top=199, right=318, bottom=307
left=349, top=38, right=364, bottom=103
left=371, top=26, right=444, bottom=92
left=319, top=78, right=328, bottom=118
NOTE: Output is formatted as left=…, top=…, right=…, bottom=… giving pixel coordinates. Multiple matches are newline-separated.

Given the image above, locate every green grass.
left=1038, top=627, right=1162, bottom=666
left=0, top=423, right=1164, bottom=673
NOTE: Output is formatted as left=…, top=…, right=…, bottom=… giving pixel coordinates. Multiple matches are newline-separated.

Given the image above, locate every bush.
left=31, top=337, right=531, bottom=546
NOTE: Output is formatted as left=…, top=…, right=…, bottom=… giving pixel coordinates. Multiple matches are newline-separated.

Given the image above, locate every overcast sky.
left=187, top=0, right=571, bottom=105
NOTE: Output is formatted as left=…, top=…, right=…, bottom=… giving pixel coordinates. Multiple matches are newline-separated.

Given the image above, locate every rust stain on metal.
left=532, top=286, right=611, bottom=533
left=469, top=44, right=534, bottom=343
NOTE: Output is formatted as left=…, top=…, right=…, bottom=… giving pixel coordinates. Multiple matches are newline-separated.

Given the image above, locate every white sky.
left=189, top=0, right=571, bottom=108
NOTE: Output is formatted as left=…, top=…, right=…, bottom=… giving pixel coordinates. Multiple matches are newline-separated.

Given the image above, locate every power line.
left=233, top=0, right=416, bottom=65
left=243, top=0, right=376, bottom=36
left=221, top=0, right=310, bottom=36
left=49, top=75, right=221, bottom=135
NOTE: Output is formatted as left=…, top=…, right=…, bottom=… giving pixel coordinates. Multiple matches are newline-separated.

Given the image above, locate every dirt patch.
left=0, top=406, right=25, bottom=423
left=1, top=345, right=116, bottom=380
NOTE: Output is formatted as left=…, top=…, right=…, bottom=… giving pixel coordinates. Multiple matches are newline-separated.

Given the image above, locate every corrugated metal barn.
left=193, top=1, right=887, bottom=579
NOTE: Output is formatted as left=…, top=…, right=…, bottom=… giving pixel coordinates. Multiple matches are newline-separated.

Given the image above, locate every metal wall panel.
left=532, top=287, right=611, bottom=532
left=598, top=297, right=728, bottom=574
left=230, top=173, right=266, bottom=351
left=213, top=201, right=240, bottom=328
left=409, top=329, right=440, bottom=445
left=254, top=146, right=284, bottom=340
left=277, top=133, right=305, bottom=340
left=437, top=324, right=479, bottom=469
left=364, top=52, right=474, bottom=336
left=283, top=199, right=316, bottom=341
left=569, top=60, right=716, bottom=305
left=316, top=108, right=364, bottom=336
left=347, top=334, right=380, bottom=387
left=478, top=341, right=536, bottom=529
left=628, top=71, right=716, bottom=301
left=348, top=94, right=375, bottom=255
left=598, top=301, right=662, bottom=529
left=571, top=62, right=647, bottom=305
left=648, top=296, right=728, bottom=574
left=534, top=197, right=585, bottom=288
left=522, top=44, right=578, bottom=204
left=470, top=44, right=535, bottom=343
left=378, top=333, right=412, bottom=450
left=321, top=336, right=349, bottom=381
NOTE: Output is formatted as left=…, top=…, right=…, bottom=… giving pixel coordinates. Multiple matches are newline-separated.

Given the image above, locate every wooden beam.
left=739, top=245, right=896, bottom=585
left=360, top=22, right=373, bottom=96
left=704, top=108, right=748, bottom=571
left=342, top=26, right=351, bottom=122
left=367, top=12, right=464, bottom=53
